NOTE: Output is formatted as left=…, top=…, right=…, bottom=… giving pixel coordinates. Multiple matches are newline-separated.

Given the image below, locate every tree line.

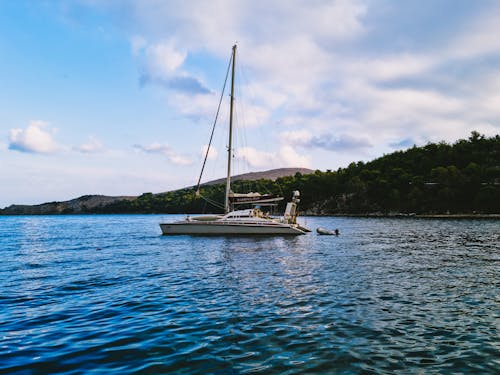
left=90, top=132, right=499, bottom=215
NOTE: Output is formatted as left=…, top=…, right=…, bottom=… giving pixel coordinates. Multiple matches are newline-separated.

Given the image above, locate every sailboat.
left=159, top=45, right=310, bottom=235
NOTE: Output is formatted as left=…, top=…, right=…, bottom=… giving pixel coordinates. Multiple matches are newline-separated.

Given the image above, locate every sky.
left=1, top=0, right=500, bottom=207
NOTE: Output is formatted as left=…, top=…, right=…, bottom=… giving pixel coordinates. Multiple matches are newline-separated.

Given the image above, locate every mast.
left=225, top=44, right=236, bottom=213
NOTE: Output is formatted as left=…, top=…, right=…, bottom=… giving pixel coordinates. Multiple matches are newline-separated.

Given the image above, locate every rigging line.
left=199, top=194, right=225, bottom=209
left=195, top=49, right=234, bottom=194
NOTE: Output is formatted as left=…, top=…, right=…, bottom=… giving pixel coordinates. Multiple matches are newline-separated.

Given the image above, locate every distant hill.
left=200, top=168, right=314, bottom=186
left=83, top=132, right=499, bottom=216
left=0, top=168, right=313, bottom=215
left=0, top=195, right=136, bottom=215
left=2, top=133, right=499, bottom=215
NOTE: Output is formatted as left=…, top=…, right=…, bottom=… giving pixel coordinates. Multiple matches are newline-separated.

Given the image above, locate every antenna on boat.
left=225, top=44, right=237, bottom=213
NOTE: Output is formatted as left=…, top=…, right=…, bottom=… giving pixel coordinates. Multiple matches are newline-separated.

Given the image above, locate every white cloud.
left=447, top=8, right=500, bottom=60
left=168, top=91, right=218, bottom=120
left=114, top=0, right=367, bottom=52
left=133, top=37, right=212, bottom=95
left=235, top=146, right=311, bottom=169
left=354, top=54, right=435, bottom=82
left=201, top=145, right=218, bottom=160
left=75, top=136, right=104, bottom=153
left=117, top=0, right=367, bottom=124
left=362, top=86, right=463, bottom=124
left=169, top=154, right=192, bottom=166
left=282, top=130, right=313, bottom=145
left=143, top=40, right=186, bottom=77
left=234, top=146, right=272, bottom=169
left=60, top=1, right=500, bottom=167
left=278, top=145, right=312, bottom=168
left=134, top=142, right=192, bottom=165
left=8, top=121, right=60, bottom=154
left=282, top=129, right=371, bottom=152
left=235, top=100, right=270, bottom=128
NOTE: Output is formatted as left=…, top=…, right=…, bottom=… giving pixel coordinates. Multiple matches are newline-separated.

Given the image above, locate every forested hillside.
left=90, top=132, right=499, bottom=215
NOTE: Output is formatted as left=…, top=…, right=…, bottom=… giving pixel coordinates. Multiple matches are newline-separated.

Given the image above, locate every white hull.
left=160, top=220, right=306, bottom=235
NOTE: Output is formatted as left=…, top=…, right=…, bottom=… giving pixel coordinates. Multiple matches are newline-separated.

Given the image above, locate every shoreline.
left=1, top=212, right=499, bottom=219
left=325, top=213, right=500, bottom=219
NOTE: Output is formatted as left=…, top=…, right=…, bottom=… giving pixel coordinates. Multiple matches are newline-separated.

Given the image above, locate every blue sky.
left=1, top=0, right=499, bottom=207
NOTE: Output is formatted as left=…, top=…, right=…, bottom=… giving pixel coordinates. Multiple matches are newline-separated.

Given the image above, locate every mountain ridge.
left=0, top=168, right=313, bottom=215
left=2, top=132, right=498, bottom=215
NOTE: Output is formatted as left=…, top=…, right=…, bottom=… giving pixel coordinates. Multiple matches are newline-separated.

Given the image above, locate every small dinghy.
left=316, top=227, right=339, bottom=235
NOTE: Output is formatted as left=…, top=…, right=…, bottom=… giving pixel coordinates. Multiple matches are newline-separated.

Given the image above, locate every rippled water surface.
left=1, top=215, right=499, bottom=374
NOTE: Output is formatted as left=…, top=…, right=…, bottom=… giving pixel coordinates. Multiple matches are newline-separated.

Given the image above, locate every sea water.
left=0, top=215, right=498, bottom=374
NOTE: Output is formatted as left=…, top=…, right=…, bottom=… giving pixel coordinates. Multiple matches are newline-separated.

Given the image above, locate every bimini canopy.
left=228, top=192, right=284, bottom=206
